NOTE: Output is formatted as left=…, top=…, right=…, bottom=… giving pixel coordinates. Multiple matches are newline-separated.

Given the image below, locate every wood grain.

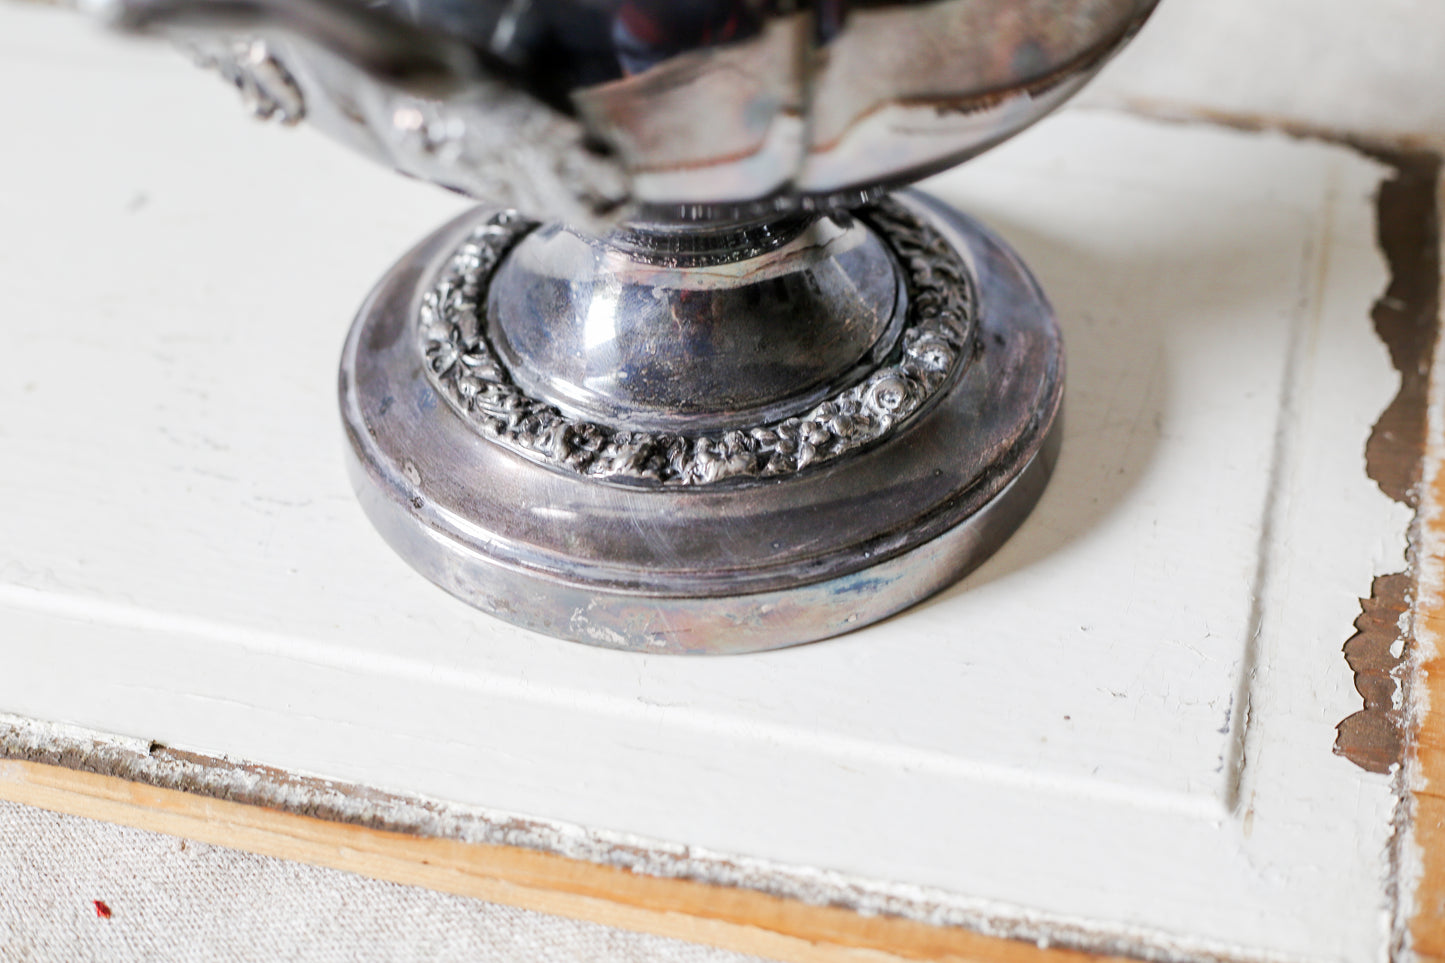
left=1408, top=176, right=1445, bottom=963
left=1416, top=640, right=1445, bottom=962
left=1415, top=775, right=1445, bottom=960
left=0, top=758, right=1124, bottom=963
left=1416, top=592, right=1445, bottom=960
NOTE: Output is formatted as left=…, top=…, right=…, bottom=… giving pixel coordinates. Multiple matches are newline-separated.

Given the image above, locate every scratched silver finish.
left=93, top=0, right=1156, bottom=650
left=341, top=192, right=1062, bottom=652
left=100, top=0, right=1159, bottom=228
left=484, top=212, right=906, bottom=436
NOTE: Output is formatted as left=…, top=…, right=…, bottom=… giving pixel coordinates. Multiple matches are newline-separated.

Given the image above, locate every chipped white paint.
left=0, top=8, right=1416, bottom=962
left=0, top=713, right=1349, bottom=962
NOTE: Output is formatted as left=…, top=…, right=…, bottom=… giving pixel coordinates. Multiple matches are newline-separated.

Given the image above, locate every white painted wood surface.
left=1083, top=0, right=1445, bottom=149
left=0, top=7, right=1414, bottom=961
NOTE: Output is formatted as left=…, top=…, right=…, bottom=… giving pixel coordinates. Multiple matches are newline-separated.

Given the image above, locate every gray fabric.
left=0, top=799, right=777, bottom=963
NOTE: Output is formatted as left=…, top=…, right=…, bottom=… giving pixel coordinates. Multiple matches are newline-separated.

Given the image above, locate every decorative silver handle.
left=90, top=0, right=480, bottom=96
left=86, top=0, right=633, bottom=230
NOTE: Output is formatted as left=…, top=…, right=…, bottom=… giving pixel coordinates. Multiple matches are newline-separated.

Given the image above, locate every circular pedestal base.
left=339, top=191, right=1062, bottom=654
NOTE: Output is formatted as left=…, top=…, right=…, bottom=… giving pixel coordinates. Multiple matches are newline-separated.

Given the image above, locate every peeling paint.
left=1362, top=152, right=1443, bottom=509
left=1337, top=573, right=1413, bottom=774
left=1336, top=151, right=1442, bottom=774
left=1072, top=107, right=1443, bottom=783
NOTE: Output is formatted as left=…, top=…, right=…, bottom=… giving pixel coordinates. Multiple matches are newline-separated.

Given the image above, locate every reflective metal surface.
left=101, top=0, right=1159, bottom=226
left=417, top=198, right=975, bottom=486
left=488, top=213, right=905, bottom=432
left=341, top=193, right=1062, bottom=652
left=90, top=0, right=1154, bottom=650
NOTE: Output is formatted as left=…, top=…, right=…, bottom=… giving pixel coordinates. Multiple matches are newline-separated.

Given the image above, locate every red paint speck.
left=93, top=900, right=112, bottom=919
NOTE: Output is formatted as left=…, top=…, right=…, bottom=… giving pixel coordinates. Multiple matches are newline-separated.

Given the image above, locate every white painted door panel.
left=0, top=8, right=1412, bottom=961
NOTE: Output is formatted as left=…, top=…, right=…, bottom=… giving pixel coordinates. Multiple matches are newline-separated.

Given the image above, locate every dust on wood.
left=1335, top=150, right=1441, bottom=774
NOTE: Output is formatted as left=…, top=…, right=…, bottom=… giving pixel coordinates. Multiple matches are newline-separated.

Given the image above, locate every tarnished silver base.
left=340, top=191, right=1062, bottom=654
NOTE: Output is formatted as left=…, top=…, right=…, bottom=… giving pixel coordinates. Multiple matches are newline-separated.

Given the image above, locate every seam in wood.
left=0, top=716, right=1284, bottom=963
left=0, top=757, right=1132, bottom=963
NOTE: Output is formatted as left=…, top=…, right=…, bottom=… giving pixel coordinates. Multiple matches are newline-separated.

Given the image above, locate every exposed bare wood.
left=1415, top=793, right=1445, bottom=961
left=1407, top=174, right=1445, bottom=963
left=0, top=758, right=1126, bottom=963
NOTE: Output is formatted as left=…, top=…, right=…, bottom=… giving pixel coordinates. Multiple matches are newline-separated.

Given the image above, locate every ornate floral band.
left=89, top=0, right=1156, bottom=651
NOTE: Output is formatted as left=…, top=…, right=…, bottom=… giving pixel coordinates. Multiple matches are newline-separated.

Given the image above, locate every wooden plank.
left=0, top=757, right=1122, bottom=963
left=1415, top=573, right=1445, bottom=960
left=1409, top=174, right=1445, bottom=963
left=1415, top=792, right=1445, bottom=961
